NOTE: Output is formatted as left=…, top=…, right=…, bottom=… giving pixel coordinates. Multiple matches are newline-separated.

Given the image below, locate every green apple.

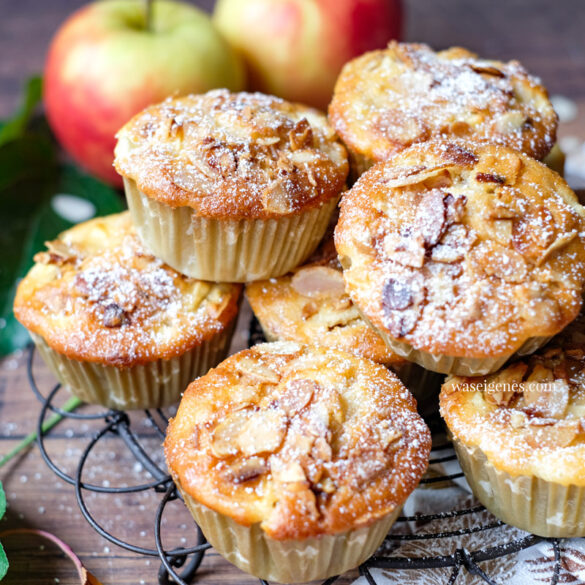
left=44, top=0, right=245, bottom=186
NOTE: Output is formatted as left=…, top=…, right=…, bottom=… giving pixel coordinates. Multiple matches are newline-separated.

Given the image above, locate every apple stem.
left=145, top=0, right=153, bottom=32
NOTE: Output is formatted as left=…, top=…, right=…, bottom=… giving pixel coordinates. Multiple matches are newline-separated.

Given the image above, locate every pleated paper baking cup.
left=124, top=179, right=339, bottom=283
left=30, top=323, right=235, bottom=410
left=177, top=487, right=400, bottom=583
left=453, top=439, right=585, bottom=538
left=369, top=320, right=551, bottom=376
left=393, top=361, right=444, bottom=412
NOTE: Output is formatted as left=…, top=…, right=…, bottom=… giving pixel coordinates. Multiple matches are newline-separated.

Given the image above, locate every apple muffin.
left=335, top=140, right=585, bottom=376
left=114, top=90, right=348, bottom=282
left=440, top=311, right=585, bottom=537
left=246, top=237, right=444, bottom=403
left=165, top=342, right=431, bottom=582
left=13, top=212, right=241, bottom=410
left=329, top=42, right=558, bottom=175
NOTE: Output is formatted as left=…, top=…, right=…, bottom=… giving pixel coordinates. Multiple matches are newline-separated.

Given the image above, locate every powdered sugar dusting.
left=16, top=213, right=240, bottom=366
left=115, top=90, right=348, bottom=219
left=165, top=343, right=431, bottom=539
left=330, top=42, right=558, bottom=163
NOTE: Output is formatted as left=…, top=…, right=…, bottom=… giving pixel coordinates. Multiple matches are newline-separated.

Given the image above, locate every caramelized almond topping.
left=291, top=266, right=346, bottom=298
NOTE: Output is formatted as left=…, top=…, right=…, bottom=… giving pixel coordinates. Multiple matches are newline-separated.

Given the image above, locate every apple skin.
left=44, top=0, right=245, bottom=186
left=213, top=0, right=402, bottom=111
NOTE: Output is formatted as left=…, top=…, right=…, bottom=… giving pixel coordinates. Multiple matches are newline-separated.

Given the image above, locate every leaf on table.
left=0, top=76, right=42, bottom=147
left=0, top=77, right=125, bottom=357
left=0, top=483, right=8, bottom=579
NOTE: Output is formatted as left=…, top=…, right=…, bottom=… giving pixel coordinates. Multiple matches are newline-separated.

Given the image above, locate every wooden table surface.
left=1, top=1, right=585, bottom=584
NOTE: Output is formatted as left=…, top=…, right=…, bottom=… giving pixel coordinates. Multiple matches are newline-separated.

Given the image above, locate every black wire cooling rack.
left=27, top=317, right=578, bottom=585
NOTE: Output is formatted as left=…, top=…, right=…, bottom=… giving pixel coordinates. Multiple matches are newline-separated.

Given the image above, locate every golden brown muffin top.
left=441, top=312, right=585, bottom=485
left=246, top=238, right=404, bottom=366
left=114, top=90, right=348, bottom=219
left=329, top=42, right=558, bottom=165
left=14, top=213, right=241, bottom=367
left=335, top=140, right=585, bottom=360
left=165, top=342, right=431, bottom=539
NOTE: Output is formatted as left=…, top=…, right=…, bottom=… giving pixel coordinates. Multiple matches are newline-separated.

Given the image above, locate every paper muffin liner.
left=372, top=324, right=552, bottom=376
left=30, top=321, right=235, bottom=410
left=124, top=179, right=339, bottom=283
left=392, top=362, right=444, bottom=414
left=453, top=439, right=585, bottom=537
left=177, top=487, right=400, bottom=584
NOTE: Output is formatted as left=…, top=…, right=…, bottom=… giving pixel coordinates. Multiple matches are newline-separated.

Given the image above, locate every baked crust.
left=245, top=238, right=404, bottom=366
left=164, top=342, right=431, bottom=540
left=115, top=90, right=348, bottom=220
left=440, top=311, right=585, bottom=485
left=329, top=42, right=558, bottom=166
left=14, top=213, right=241, bottom=367
left=334, top=140, right=585, bottom=359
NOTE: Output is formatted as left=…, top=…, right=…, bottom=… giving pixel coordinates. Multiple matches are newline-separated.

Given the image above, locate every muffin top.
left=334, top=140, right=585, bottom=360
left=440, top=312, right=585, bottom=485
left=14, top=213, right=241, bottom=367
left=246, top=238, right=404, bottom=366
left=329, top=42, right=558, bottom=165
left=114, top=90, right=348, bottom=219
left=164, top=342, right=431, bottom=539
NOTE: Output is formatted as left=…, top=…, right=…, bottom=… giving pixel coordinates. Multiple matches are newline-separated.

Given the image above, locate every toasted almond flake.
left=211, top=410, right=250, bottom=458
left=491, top=219, right=513, bottom=245
left=238, top=410, right=286, bottom=456
left=510, top=410, right=527, bottom=429
left=523, top=379, right=569, bottom=419
left=537, top=230, right=578, bottom=266
left=279, top=379, right=317, bottom=417
left=525, top=420, right=579, bottom=449
left=273, top=461, right=306, bottom=483
left=236, top=356, right=281, bottom=383
left=291, top=266, right=346, bottom=298
left=225, top=456, right=268, bottom=484
left=382, top=164, right=452, bottom=189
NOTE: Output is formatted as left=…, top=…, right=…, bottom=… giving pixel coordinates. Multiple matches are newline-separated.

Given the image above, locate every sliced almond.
left=510, top=410, right=527, bottom=429
left=288, top=118, right=313, bottom=151
left=382, top=165, right=451, bottom=189
left=236, top=356, right=280, bottom=384
left=279, top=379, right=317, bottom=417
left=383, top=233, right=426, bottom=268
left=522, top=379, right=570, bottom=419
left=525, top=420, right=579, bottom=449
left=273, top=461, right=306, bottom=483
left=416, top=189, right=448, bottom=247
left=211, top=410, right=250, bottom=458
left=378, top=421, right=403, bottom=448
left=312, top=436, right=333, bottom=462
left=491, top=219, right=513, bottom=245
left=537, top=231, right=578, bottom=266
left=225, top=456, right=268, bottom=484
left=238, top=409, right=286, bottom=456
left=291, top=266, right=346, bottom=298
left=261, top=179, right=294, bottom=214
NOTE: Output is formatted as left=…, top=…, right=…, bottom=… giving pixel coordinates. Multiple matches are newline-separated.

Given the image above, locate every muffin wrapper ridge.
left=454, top=440, right=585, bottom=538
left=176, top=487, right=401, bottom=583
left=124, top=178, right=339, bottom=283
left=30, top=321, right=235, bottom=410
left=367, top=317, right=552, bottom=376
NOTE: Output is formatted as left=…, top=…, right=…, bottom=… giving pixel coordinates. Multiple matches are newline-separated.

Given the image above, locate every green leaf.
left=0, top=76, right=42, bottom=147
left=0, top=77, right=125, bottom=357
left=0, top=483, right=7, bottom=579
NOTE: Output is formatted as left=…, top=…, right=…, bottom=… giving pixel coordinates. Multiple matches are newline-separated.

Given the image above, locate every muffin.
left=246, top=237, right=444, bottom=403
left=329, top=42, right=558, bottom=175
left=165, top=342, right=431, bottom=583
left=335, top=140, right=585, bottom=376
left=440, top=311, right=585, bottom=537
left=13, top=212, right=241, bottom=410
left=114, top=90, right=348, bottom=282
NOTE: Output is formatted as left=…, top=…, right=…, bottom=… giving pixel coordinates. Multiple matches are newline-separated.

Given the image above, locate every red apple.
left=44, top=0, right=245, bottom=186
left=213, top=0, right=402, bottom=111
